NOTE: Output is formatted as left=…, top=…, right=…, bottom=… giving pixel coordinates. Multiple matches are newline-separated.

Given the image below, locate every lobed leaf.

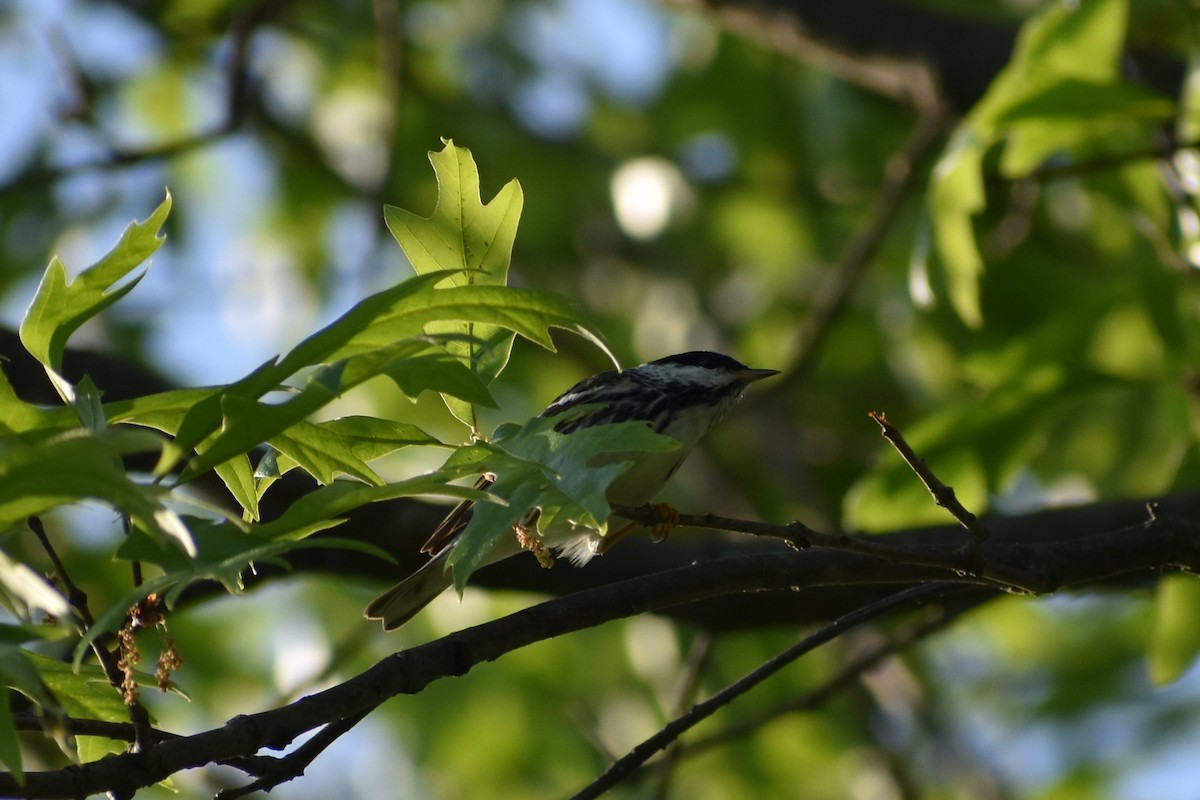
left=445, top=416, right=679, bottom=591
left=384, top=139, right=525, bottom=430
left=19, top=191, right=171, bottom=381
left=265, top=416, right=445, bottom=487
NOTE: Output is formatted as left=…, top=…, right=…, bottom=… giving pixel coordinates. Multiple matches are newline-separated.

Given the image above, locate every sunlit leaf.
left=1149, top=573, right=1200, bottom=686
left=992, top=79, right=1172, bottom=127
left=19, top=191, right=171, bottom=381
left=162, top=283, right=608, bottom=482
left=0, top=645, right=71, bottom=772
left=267, top=416, right=445, bottom=487
left=0, top=369, right=51, bottom=436
left=0, top=550, right=68, bottom=618
left=927, top=0, right=1133, bottom=326
left=385, top=139, right=525, bottom=430
left=24, top=651, right=181, bottom=762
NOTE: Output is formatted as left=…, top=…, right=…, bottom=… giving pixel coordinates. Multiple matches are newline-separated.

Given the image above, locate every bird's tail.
left=364, top=549, right=454, bottom=630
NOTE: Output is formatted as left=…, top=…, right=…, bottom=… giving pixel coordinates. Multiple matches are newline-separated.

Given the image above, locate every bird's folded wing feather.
left=420, top=473, right=495, bottom=554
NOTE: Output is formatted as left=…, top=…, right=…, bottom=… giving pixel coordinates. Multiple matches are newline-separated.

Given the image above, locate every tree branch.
left=3, top=509, right=1200, bottom=796
left=568, top=583, right=961, bottom=800
left=868, top=411, right=990, bottom=543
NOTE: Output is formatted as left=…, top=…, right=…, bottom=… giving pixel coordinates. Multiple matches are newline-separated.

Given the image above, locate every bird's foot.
left=649, top=503, right=680, bottom=542
left=596, top=503, right=681, bottom=553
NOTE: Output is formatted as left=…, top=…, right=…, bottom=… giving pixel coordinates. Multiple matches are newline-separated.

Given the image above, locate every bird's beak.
left=735, top=368, right=780, bottom=384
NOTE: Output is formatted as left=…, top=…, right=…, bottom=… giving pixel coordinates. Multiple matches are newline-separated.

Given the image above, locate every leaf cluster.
left=0, top=141, right=656, bottom=780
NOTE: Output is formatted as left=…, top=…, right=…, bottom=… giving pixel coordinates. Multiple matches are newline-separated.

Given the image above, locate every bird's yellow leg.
left=597, top=503, right=680, bottom=553
left=648, top=503, right=680, bottom=542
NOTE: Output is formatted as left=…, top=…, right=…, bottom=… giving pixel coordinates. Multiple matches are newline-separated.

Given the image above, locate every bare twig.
left=5, top=0, right=279, bottom=191
left=568, top=583, right=962, bottom=800
left=869, top=411, right=990, bottom=543
left=769, top=100, right=953, bottom=393
left=216, top=709, right=372, bottom=800
left=651, top=631, right=714, bottom=798
left=657, top=598, right=966, bottom=763
left=28, top=516, right=157, bottom=752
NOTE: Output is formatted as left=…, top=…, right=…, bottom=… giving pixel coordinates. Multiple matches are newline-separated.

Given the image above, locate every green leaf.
left=926, top=0, right=1133, bottom=327
left=24, top=650, right=134, bottom=718
left=385, top=139, right=525, bottom=431
left=77, top=523, right=408, bottom=665
left=0, top=624, right=71, bottom=646
left=996, top=80, right=1171, bottom=177
left=445, top=415, right=680, bottom=591
left=1149, top=574, right=1200, bottom=686
left=24, top=651, right=180, bottom=762
left=107, top=388, right=217, bottom=433
left=106, top=388, right=264, bottom=519
left=253, top=472, right=493, bottom=541
left=0, top=688, right=21, bottom=782
left=0, top=646, right=71, bottom=772
left=928, top=135, right=986, bottom=328
left=164, top=280, right=608, bottom=482
left=381, top=349, right=497, bottom=407
left=19, top=191, right=171, bottom=380
left=72, top=376, right=107, bottom=434
left=0, top=550, right=69, bottom=618
left=0, top=368, right=50, bottom=435
left=0, top=429, right=192, bottom=555
left=172, top=341, right=455, bottom=482
left=267, top=416, right=445, bottom=487
left=992, top=79, right=1173, bottom=127
left=214, top=455, right=260, bottom=520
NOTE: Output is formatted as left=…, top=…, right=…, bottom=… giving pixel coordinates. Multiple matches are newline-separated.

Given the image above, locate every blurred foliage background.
left=4, top=0, right=1200, bottom=797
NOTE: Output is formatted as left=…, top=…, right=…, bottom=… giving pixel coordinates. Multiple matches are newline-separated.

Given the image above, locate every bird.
left=364, top=351, right=779, bottom=629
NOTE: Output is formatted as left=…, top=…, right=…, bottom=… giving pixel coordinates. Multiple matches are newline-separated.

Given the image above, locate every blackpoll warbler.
left=365, top=351, right=778, bottom=629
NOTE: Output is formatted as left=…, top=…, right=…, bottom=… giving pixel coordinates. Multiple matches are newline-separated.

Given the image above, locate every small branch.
left=28, top=516, right=88, bottom=622
left=568, top=584, right=962, bottom=800
left=216, top=709, right=372, bottom=799
left=28, top=517, right=158, bottom=754
left=673, top=599, right=968, bottom=759
left=769, top=98, right=953, bottom=393
left=4, top=0, right=277, bottom=191
left=869, top=411, right=990, bottom=544
left=651, top=631, right=714, bottom=798
left=671, top=0, right=944, bottom=109
left=9, top=713, right=277, bottom=778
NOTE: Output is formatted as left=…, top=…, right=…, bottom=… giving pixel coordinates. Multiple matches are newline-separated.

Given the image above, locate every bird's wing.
left=420, top=473, right=495, bottom=554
